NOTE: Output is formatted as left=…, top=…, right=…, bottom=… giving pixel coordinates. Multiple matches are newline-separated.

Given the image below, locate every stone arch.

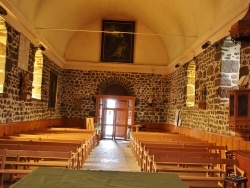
left=103, top=84, right=129, bottom=95
left=96, top=76, right=135, bottom=96
left=186, top=60, right=195, bottom=107
left=0, top=16, right=7, bottom=93
left=219, top=35, right=240, bottom=103
left=31, top=50, right=44, bottom=99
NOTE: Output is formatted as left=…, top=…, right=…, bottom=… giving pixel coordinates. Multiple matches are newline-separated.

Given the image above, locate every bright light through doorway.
left=105, top=99, right=116, bottom=136
left=107, top=99, right=116, bottom=108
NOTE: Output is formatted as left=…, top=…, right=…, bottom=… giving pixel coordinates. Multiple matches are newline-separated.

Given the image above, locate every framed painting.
left=48, top=71, right=58, bottom=109
left=101, top=20, right=135, bottom=63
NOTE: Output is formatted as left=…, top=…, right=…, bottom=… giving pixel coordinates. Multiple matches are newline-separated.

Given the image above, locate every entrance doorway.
left=95, top=95, right=135, bottom=140
left=102, top=108, right=127, bottom=139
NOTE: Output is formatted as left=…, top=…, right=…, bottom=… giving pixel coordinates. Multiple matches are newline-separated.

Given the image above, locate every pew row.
left=0, top=148, right=77, bottom=188
left=129, top=131, right=246, bottom=188
left=143, top=150, right=222, bottom=172
left=153, top=157, right=245, bottom=188
left=0, top=143, right=84, bottom=169
left=0, top=127, right=96, bottom=168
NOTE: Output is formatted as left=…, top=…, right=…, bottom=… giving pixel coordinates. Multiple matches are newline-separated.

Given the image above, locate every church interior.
left=0, top=0, right=250, bottom=187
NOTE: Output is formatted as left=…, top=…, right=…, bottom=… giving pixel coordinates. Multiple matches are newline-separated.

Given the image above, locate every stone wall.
left=0, top=23, right=62, bottom=123
left=166, top=36, right=241, bottom=137
left=219, top=36, right=240, bottom=103
left=60, top=70, right=167, bottom=123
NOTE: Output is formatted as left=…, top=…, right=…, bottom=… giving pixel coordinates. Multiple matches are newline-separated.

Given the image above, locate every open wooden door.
left=95, top=95, right=135, bottom=140
left=114, top=109, right=127, bottom=140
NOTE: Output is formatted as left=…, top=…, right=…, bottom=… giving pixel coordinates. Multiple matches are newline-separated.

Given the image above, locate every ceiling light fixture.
left=38, top=44, right=46, bottom=51
left=201, top=41, right=211, bottom=49
left=0, top=6, right=7, bottom=16
left=175, top=63, right=180, bottom=68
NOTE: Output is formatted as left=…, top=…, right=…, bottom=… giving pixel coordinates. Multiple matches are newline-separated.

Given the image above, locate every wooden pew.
left=5, top=149, right=76, bottom=169
left=130, top=132, right=203, bottom=142
left=9, top=127, right=96, bottom=152
left=140, top=147, right=210, bottom=171
left=0, top=139, right=82, bottom=147
left=5, top=135, right=93, bottom=160
left=0, top=149, right=32, bottom=188
left=0, top=140, right=86, bottom=168
left=152, top=157, right=243, bottom=188
left=136, top=143, right=224, bottom=169
left=0, top=127, right=95, bottom=173
left=20, top=144, right=86, bottom=169
left=142, top=145, right=227, bottom=159
left=0, top=148, right=77, bottom=188
left=130, top=131, right=227, bottom=170
left=129, top=131, right=247, bottom=187
left=0, top=144, right=83, bottom=169
left=18, top=128, right=96, bottom=147
left=12, top=134, right=93, bottom=154
left=130, top=132, right=215, bottom=162
left=143, top=150, right=221, bottom=172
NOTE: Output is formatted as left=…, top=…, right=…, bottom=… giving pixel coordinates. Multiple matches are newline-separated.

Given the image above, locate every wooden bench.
left=143, top=150, right=221, bottom=172
left=0, top=127, right=96, bottom=173
left=0, top=143, right=84, bottom=169
left=140, top=147, right=210, bottom=171
left=137, top=144, right=226, bottom=170
left=11, top=133, right=94, bottom=157
left=21, top=144, right=85, bottom=169
left=1, top=135, right=91, bottom=153
left=5, top=149, right=76, bottom=169
left=135, top=142, right=216, bottom=164
left=129, top=131, right=246, bottom=187
left=0, top=139, right=86, bottom=169
left=130, top=132, right=215, bottom=160
left=152, top=157, right=244, bottom=187
left=141, top=145, right=227, bottom=160
left=0, top=148, right=77, bottom=188
left=6, top=127, right=96, bottom=150
left=0, top=149, right=32, bottom=188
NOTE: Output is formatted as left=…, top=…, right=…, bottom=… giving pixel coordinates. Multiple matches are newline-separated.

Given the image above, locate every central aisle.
left=82, top=140, right=141, bottom=172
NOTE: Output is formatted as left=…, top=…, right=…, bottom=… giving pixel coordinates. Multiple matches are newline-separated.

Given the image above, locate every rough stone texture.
left=61, top=70, right=168, bottom=123
left=0, top=23, right=62, bottom=123
left=222, top=60, right=240, bottom=73
left=165, top=37, right=238, bottom=136
left=218, top=36, right=240, bottom=104
left=207, top=65, right=214, bottom=76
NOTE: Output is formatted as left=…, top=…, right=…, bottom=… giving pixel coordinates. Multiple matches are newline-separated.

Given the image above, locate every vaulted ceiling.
left=1, top=0, right=249, bottom=74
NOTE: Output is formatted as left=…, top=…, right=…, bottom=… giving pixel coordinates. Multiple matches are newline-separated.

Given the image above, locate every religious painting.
left=101, top=20, right=135, bottom=63
left=48, top=71, right=58, bottom=109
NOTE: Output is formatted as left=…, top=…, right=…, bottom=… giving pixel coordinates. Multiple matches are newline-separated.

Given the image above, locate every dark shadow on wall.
left=103, top=84, right=129, bottom=96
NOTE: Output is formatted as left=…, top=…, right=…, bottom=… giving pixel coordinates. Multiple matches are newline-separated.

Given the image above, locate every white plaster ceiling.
left=1, top=0, right=250, bottom=74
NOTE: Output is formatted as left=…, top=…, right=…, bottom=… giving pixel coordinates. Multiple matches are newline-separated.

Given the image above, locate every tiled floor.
left=82, top=139, right=141, bottom=172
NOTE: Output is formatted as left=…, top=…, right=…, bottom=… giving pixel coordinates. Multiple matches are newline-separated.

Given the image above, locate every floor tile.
left=82, top=140, right=141, bottom=172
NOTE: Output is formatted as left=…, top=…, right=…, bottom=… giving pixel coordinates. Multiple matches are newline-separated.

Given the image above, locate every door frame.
left=95, top=95, right=135, bottom=140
